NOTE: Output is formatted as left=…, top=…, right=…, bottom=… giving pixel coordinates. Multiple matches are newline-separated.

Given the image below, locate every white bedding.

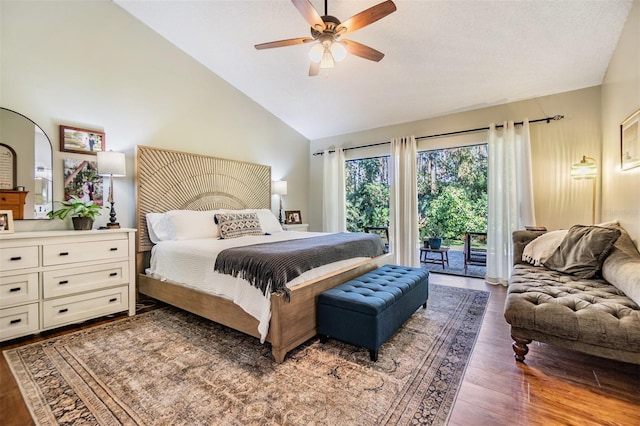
left=146, top=231, right=368, bottom=342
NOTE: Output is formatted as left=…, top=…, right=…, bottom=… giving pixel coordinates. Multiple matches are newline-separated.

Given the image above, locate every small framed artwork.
left=285, top=210, right=302, bottom=224
left=0, top=210, right=14, bottom=234
left=621, top=108, right=640, bottom=171
left=63, top=159, right=104, bottom=204
left=60, top=125, right=105, bottom=155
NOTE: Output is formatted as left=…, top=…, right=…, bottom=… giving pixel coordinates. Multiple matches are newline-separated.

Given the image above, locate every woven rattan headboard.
left=136, top=145, right=271, bottom=252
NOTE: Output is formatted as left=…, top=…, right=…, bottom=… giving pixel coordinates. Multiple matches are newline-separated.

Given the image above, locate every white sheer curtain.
left=390, top=136, right=419, bottom=267
left=322, top=148, right=346, bottom=232
left=486, top=120, right=536, bottom=285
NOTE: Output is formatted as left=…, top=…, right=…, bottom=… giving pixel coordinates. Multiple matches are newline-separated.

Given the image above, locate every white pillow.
left=251, top=209, right=283, bottom=234
left=146, top=212, right=171, bottom=243
left=164, top=210, right=222, bottom=240
left=522, top=230, right=568, bottom=266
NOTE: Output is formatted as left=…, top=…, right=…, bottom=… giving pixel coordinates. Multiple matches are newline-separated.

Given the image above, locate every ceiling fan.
left=255, top=0, right=397, bottom=76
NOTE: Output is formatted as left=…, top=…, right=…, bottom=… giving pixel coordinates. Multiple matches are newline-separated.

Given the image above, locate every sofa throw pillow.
left=544, top=225, right=622, bottom=278
left=215, top=212, right=264, bottom=239
left=522, top=229, right=568, bottom=266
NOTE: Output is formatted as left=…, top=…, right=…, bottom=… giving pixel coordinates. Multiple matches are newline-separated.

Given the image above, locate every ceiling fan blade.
left=292, top=0, right=324, bottom=30
left=255, top=37, right=314, bottom=50
left=309, top=61, right=320, bottom=77
left=342, top=39, right=385, bottom=62
left=337, top=0, right=397, bottom=35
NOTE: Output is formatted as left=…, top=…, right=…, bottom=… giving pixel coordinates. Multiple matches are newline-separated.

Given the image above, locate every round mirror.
left=0, top=108, right=53, bottom=219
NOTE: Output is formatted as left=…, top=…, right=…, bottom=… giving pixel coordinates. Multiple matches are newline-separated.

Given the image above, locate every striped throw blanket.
left=214, top=233, right=385, bottom=301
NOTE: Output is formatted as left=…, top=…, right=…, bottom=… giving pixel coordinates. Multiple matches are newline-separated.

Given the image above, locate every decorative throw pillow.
left=215, top=212, right=264, bottom=239
left=522, top=229, right=568, bottom=266
left=543, top=225, right=622, bottom=278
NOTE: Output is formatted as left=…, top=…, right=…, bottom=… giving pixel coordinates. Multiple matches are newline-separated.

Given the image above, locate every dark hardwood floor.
left=1, top=276, right=638, bottom=425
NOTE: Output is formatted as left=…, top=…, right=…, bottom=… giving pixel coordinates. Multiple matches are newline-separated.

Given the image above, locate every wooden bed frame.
left=135, top=146, right=389, bottom=362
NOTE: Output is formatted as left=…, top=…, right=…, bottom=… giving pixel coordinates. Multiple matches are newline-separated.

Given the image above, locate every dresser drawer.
left=0, top=273, right=39, bottom=308
left=43, top=261, right=128, bottom=299
left=0, top=303, right=39, bottom=341
left=43, top=238, right=129, bottom=266
left=42, top=286, right=128, bottom=328
left=0, top=191, right=22, bottom=204
left=0, top=246, right=39, bottom=271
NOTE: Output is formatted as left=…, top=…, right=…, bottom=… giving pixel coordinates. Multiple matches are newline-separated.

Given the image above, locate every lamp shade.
left=570, top=155, right=597, bottom=180
left=97, top=151, right=126, bottom=177
left=272, top=180, right=287, bottom=195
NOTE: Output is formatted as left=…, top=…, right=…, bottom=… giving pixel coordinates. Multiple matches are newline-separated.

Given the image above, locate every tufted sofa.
left=503, top=227, right=640, bottom=364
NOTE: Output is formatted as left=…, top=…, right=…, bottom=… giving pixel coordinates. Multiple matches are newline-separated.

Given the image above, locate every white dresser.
left=0, top=228, right=136, bottom=341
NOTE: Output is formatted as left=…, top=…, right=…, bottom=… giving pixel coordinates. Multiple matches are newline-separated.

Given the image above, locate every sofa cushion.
left=506, top=264, right=640, bottom=352
left=602, top=225, right=640, bottom=307
left=544, top=225, right=621, bottom=278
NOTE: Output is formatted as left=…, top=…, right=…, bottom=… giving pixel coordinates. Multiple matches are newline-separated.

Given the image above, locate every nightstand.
left=282, top=223, right=309, bottom=232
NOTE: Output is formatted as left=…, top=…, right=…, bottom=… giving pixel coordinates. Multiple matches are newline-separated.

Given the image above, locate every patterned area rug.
left=4, top=284, right=488, bottom=425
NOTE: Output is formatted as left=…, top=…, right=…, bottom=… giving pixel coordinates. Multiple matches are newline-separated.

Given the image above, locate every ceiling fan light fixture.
left=320, top=47, right=335, bottom=69
left=308, top=43, right=324, bottom=62
left=330, top=41, right=347, bottom=62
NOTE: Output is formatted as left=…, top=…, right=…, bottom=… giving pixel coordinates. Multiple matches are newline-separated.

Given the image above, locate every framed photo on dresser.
left=0, top=210, right=14, bottom=234
left=285, top=210, right=302, bottom=224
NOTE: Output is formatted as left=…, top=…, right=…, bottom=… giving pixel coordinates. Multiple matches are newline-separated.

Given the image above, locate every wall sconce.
left=98, top=151, right=126, bottom=229
left=271, top=180, right=288, bottom=224
left=571, top=155, right=597, bottom=224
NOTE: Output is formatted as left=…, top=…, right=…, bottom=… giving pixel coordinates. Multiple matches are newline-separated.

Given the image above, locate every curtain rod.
left=312, top=114, right=564, bottom=156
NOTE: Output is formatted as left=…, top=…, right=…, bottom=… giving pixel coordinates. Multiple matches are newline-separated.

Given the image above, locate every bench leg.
left=369, top=349, right=378, bottom=362
left=512, top=335, right=532, bottom=362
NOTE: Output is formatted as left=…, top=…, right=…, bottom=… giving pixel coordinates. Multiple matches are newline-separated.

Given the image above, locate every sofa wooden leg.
left=369, top=349, right=378, bottom=362
left=512, top=335, right=532, bottom=362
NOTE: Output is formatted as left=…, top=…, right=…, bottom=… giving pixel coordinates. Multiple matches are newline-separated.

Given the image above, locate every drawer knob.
left=109, top=272, right=118, bottom=277
left=59, top=252, right=69, bottom=256
left=10, top=256, right=22, bottom=261
left=9, top=287, right=22, bottom=292
left=10, top=319, right=22, bottom=325
left=59, top=308, right=68, bottom=314
left=109, top=297, right=118, bottom=303
left=59, top=280, right=69, bottom=285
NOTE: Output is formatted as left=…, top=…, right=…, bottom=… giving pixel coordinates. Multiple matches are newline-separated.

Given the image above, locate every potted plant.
left=48, top=195, right=105, bottom=230
left=421, top=220, right=446, bottom=250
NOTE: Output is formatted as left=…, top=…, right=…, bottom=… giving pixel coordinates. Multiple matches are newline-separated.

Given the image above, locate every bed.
left=135, top=146, right=391, bottom=362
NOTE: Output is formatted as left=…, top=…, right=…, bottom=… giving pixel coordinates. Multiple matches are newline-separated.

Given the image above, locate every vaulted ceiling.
left=115, top=0, right=633, bottom=140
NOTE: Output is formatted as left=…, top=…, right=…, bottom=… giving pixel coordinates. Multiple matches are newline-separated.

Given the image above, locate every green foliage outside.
left=345, top=144, right=488, bottom=246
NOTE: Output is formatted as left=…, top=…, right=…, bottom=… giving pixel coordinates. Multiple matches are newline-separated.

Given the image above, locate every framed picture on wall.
left=621, top=108, right=640, bottom=171
left=0, top=210, right=14, bottom=234
left=285, top=210, right=302, bottom=224
left=60, top=125, right=105, bottom=155
left=63, top=158, right=104, bottom=205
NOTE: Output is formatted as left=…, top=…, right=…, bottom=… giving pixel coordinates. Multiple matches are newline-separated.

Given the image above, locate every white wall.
left=601, top=0, right=640, bottom=244
left=310, top=87, right=603, bottom=233
left=1, top=0, right=309, bottom=232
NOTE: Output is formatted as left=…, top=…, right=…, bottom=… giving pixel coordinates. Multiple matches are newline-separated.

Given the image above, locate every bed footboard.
left=139, top=253, right=392, bottom=362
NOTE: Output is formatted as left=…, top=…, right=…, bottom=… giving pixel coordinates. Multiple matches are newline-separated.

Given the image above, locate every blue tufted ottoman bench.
left=317, top=264, right=429, bottom=361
